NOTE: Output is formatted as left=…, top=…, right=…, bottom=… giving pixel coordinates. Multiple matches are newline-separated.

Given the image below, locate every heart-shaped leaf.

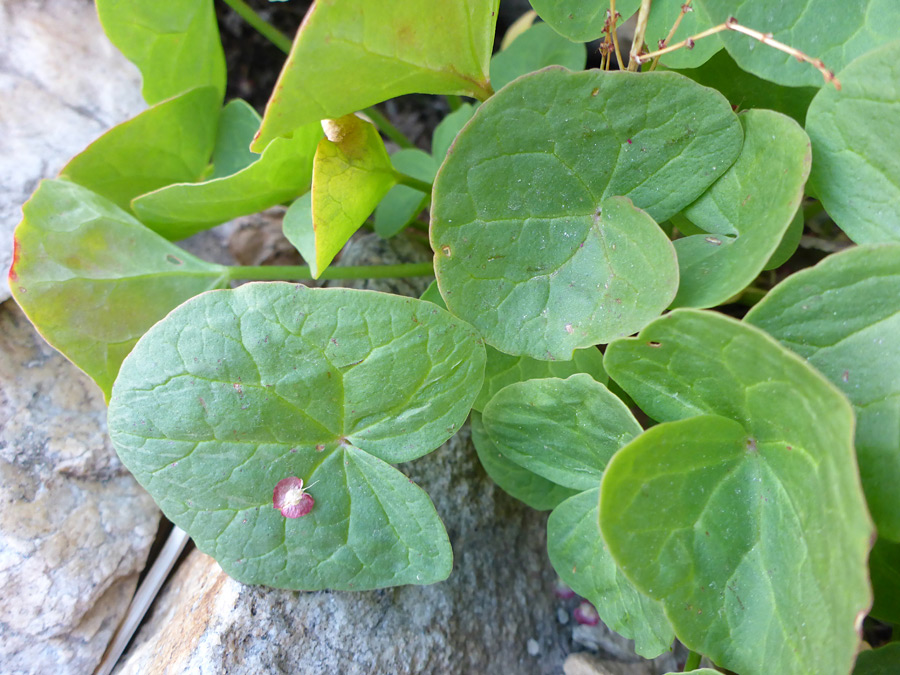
left=548, top=488, right=674, bottom=657
left=806, top=40, right=900, bottom=244
left=60, top=87, right=220, bottom=212
left=374, top=149, right=437, bottom=239
left=479, top=374, right=673, bottom=655
left=285, top=115, right=398, bottom=278
left=645, top=0, right=722, bottom=69
left=252, top=0, right=499, bottom=150
left=96, top=0, right=226, bottom=104
left=698, top=0, right=900, bottom=88
left=489, top=22, right=587, bottom=92
left=675, top=51, right=817, bottom=124
left=470, top=411, right=577, bottom=511
left=528, top=0, right=641, bottom=42
left=745, top=244, right=900, bottom=540
left=672, top=109, right=811, bottom=308
left=132, top=122, right=322, bottom=240
left=431, top=68, right=742, bottom=358
left=419, top=281, right=605, bottom=412
left=107, top=284, right=486, bottom=590
left=482, top=374, right=640, bottom=490
left=602, top=309, right=873, bottom=675
left=8, top=179, right=227, bottom=399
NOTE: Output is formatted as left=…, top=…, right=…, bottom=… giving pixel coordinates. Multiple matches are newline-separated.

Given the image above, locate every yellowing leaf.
left=252, top=0, right=499, bottom=150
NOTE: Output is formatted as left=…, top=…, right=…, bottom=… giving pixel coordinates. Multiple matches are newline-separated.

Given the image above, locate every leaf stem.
left=627, top=0, right=653, bottom=71
left=364, top=107, right=416, bottom=149
left=220, top=0, right=293, bottom=55
left=393, top=170, right=434, bottom=194
left=636, top=17, right=841, bottom=89
left=734, top=285, right=768, bottom=307
left=683, top=650, right=702, bottom=671
left=225, top=262, right=435, bottom=282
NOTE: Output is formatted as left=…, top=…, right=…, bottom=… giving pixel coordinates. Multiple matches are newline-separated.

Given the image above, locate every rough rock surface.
left=117, top=427, right=572, bottom=675
left=0, top=0, right=146, bottom=301
left=0, top=301, right=159, bottom=674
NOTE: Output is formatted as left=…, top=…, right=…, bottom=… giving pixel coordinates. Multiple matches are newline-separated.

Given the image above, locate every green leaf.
left=672, top=110, right=811, bottom=308
left=675, top=50, right=818, bottom=125
left=853, top=644, right=900, bottom=675
left=806, top=40, right=900, bottom=244
left=474, top=346, right=606, bottom=412
left=131, top=123, right=322, bottom=240
left=745, top=244, right=900, bottom=540
left=645, top=0, right=722, bottom=69
left=8, top=180, right=227, bottom=400
left=303, top=115, right=399, bottom=278
left=107, top=284, right=487, bottom=590
left=547, top=488, right=674, bottom=657
left=763, top=207, right=803, bottom=271
left=252, top=0, right=499, bottom=150
left=374, top=149, right=437, bottom=239
left=419, top=279, right=447, bottom=309
left=96, top=0, right=226, bottom=104
left=869, top=537, right=900, bottom=624
left=423, top=279, right=608, bottom=412
left=471, top=411, right=577, bottom=511
left=482, top=374, right=642, bottom=490
left=60, top=87, right=220, bottom=212
left=698, top=0, right=900, bottom=88
left=209, top=100, right=262, bottom=179
left=432, top=68, right=742, bottom=358
left=282, top=192, right=315, bottom=267
left=431, top=103, right=476, bottom=162
left=489, top=22, right=587, bottom=92
left=602, top=309, right=873, bottom=675
left=528, top=0, right=641, bottom=42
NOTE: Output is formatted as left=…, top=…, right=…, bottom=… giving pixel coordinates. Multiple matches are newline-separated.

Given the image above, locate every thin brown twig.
left=627, top=0, right=653, bottom=71
left=650, top=1, right=693, bottom=71
left=610, top=0, right=624, bottom=69
left=635, top=16, right=841, bottom=89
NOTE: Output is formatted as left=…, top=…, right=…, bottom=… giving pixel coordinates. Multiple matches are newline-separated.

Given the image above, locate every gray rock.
left=0, top=300, right=159, bottom=674
left=0, top=0, right=146, bottom=302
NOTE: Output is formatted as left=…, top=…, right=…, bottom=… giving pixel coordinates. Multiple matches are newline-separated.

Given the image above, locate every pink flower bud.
left=574, top=601, right=600, bottom=626
left=273, top=476, right=315, bottom=518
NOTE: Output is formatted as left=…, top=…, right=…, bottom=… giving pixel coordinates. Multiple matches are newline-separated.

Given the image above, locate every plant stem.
left=364, top=107, right=416, bottom=148
left=221, top=0, right=293, bottom=55
left=636, top=17, right=842, bottom=89
left=683, top=650, right=702, bottom=671
left=628, top=0, right=653, bottom=71
left=393, top=170, right=434, bottom=194
left=226, top=262, right=435, bottom=282
left=220, top=0, right=418, bottom=148
left=609, top=0, right=624, bottom=70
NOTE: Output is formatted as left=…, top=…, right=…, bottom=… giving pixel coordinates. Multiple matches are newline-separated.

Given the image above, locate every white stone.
left=0, top=0, right=146, bottom=302
left=0, top=301, right=159, bottom=673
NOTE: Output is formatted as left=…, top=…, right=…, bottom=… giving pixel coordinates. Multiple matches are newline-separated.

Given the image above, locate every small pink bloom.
left=574, top=601, right=600, bottom=626
left=273, top=476, right=315, bottom=518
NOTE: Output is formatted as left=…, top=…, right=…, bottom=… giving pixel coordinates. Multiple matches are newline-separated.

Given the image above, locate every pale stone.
left=0, top=301, right=159, bottom=674
left=0, top=0, right=146, bottom=302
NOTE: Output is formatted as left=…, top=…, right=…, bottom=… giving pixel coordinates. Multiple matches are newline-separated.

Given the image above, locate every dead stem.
left=628, top=0, right=653, bottom=71
left=649, top=1, right=693, bottom=71
left=635, top=16, right=842, bottom=89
